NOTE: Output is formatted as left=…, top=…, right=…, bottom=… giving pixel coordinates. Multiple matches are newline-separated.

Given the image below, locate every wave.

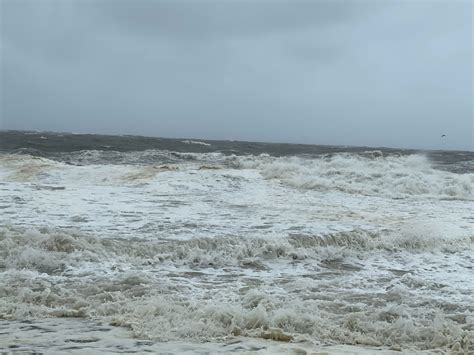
left=0, top=154, right=63, bottom=182
left=1, top=151, right=473, bottom=200
left=230, top=153, right=474, bottom=200
left=0, top=153, right=180, bottom=185
left=182, top=140, right=211, bottom=147
left=0, top=225, right=472, bottom=351
left=2, top=220, right=470, bottom=272
left=1, top=223, right=471, bottom=288
left=2, top=223, right=471, bottom=282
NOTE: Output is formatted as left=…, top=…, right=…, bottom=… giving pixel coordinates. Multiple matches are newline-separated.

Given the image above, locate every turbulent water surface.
left=0, top=131, right=473, bottom=354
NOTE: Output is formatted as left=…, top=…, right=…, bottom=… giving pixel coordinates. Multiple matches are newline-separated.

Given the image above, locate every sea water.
left=0, top=131, right=472, bottom=353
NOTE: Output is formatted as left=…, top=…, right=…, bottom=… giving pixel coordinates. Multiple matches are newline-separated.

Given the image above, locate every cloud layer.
left=1, top=0, right=472, bottom=150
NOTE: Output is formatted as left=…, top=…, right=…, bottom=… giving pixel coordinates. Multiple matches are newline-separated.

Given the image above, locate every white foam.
left=182, top=140, right=211, bottom=146
left=233, top=153, right=474, bottom=200
left=0, top=224, right=472, bottom=351
left=0, top=152, right=473, bottom=352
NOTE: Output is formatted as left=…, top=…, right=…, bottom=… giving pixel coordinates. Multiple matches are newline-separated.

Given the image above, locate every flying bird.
left=441, top=134, right=446, bottom=138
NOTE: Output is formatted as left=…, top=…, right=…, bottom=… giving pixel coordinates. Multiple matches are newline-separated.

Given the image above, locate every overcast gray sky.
left=0, top=0, right=472, bottom=150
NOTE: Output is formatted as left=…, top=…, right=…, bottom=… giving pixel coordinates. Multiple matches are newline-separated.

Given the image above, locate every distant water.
left=0, top=130, right=473, bottom=353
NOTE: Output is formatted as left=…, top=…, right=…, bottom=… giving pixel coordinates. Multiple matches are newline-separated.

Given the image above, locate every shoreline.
left=1, top=318, right=447, bottom=354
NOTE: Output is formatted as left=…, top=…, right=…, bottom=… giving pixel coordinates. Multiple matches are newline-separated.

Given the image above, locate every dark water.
left=1, top=130, right=473, bottom=173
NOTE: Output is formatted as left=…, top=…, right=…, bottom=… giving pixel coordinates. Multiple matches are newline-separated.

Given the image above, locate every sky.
left=0, top=0, right=472, bottom=150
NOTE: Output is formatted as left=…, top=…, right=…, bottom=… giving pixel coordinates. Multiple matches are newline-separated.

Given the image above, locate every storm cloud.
left=0, top=0, right=472, bottom=150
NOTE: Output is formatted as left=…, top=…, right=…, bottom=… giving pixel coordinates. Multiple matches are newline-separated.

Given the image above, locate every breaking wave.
left=2, top=134, right=473, bottom=353
left=231, top=153, right=474, bottom=200
left=182, top=140, right=211, bottom=146
left=1, top=151, right=472, bottom=200
left=1, top=225, right=472, bottom=351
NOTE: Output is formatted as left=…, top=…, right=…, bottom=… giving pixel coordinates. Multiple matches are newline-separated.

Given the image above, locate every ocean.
left=0, top=130, right=472, bottom=354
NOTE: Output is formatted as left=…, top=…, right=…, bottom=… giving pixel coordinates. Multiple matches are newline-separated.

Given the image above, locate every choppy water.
left=0, top=131, right=473, bottom=354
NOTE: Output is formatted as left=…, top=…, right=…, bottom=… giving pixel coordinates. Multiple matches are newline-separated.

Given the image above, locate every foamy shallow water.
left=3, top=319, right=445, bottom=355
left=1, top=319, right=420, bottom=354
left=0, top=148, right=473, bottom=353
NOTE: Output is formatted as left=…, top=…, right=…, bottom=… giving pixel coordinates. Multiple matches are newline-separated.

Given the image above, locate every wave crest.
left=0, top=225, right=472, bottom=351
left=232, top=153, right=474, bottom=200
